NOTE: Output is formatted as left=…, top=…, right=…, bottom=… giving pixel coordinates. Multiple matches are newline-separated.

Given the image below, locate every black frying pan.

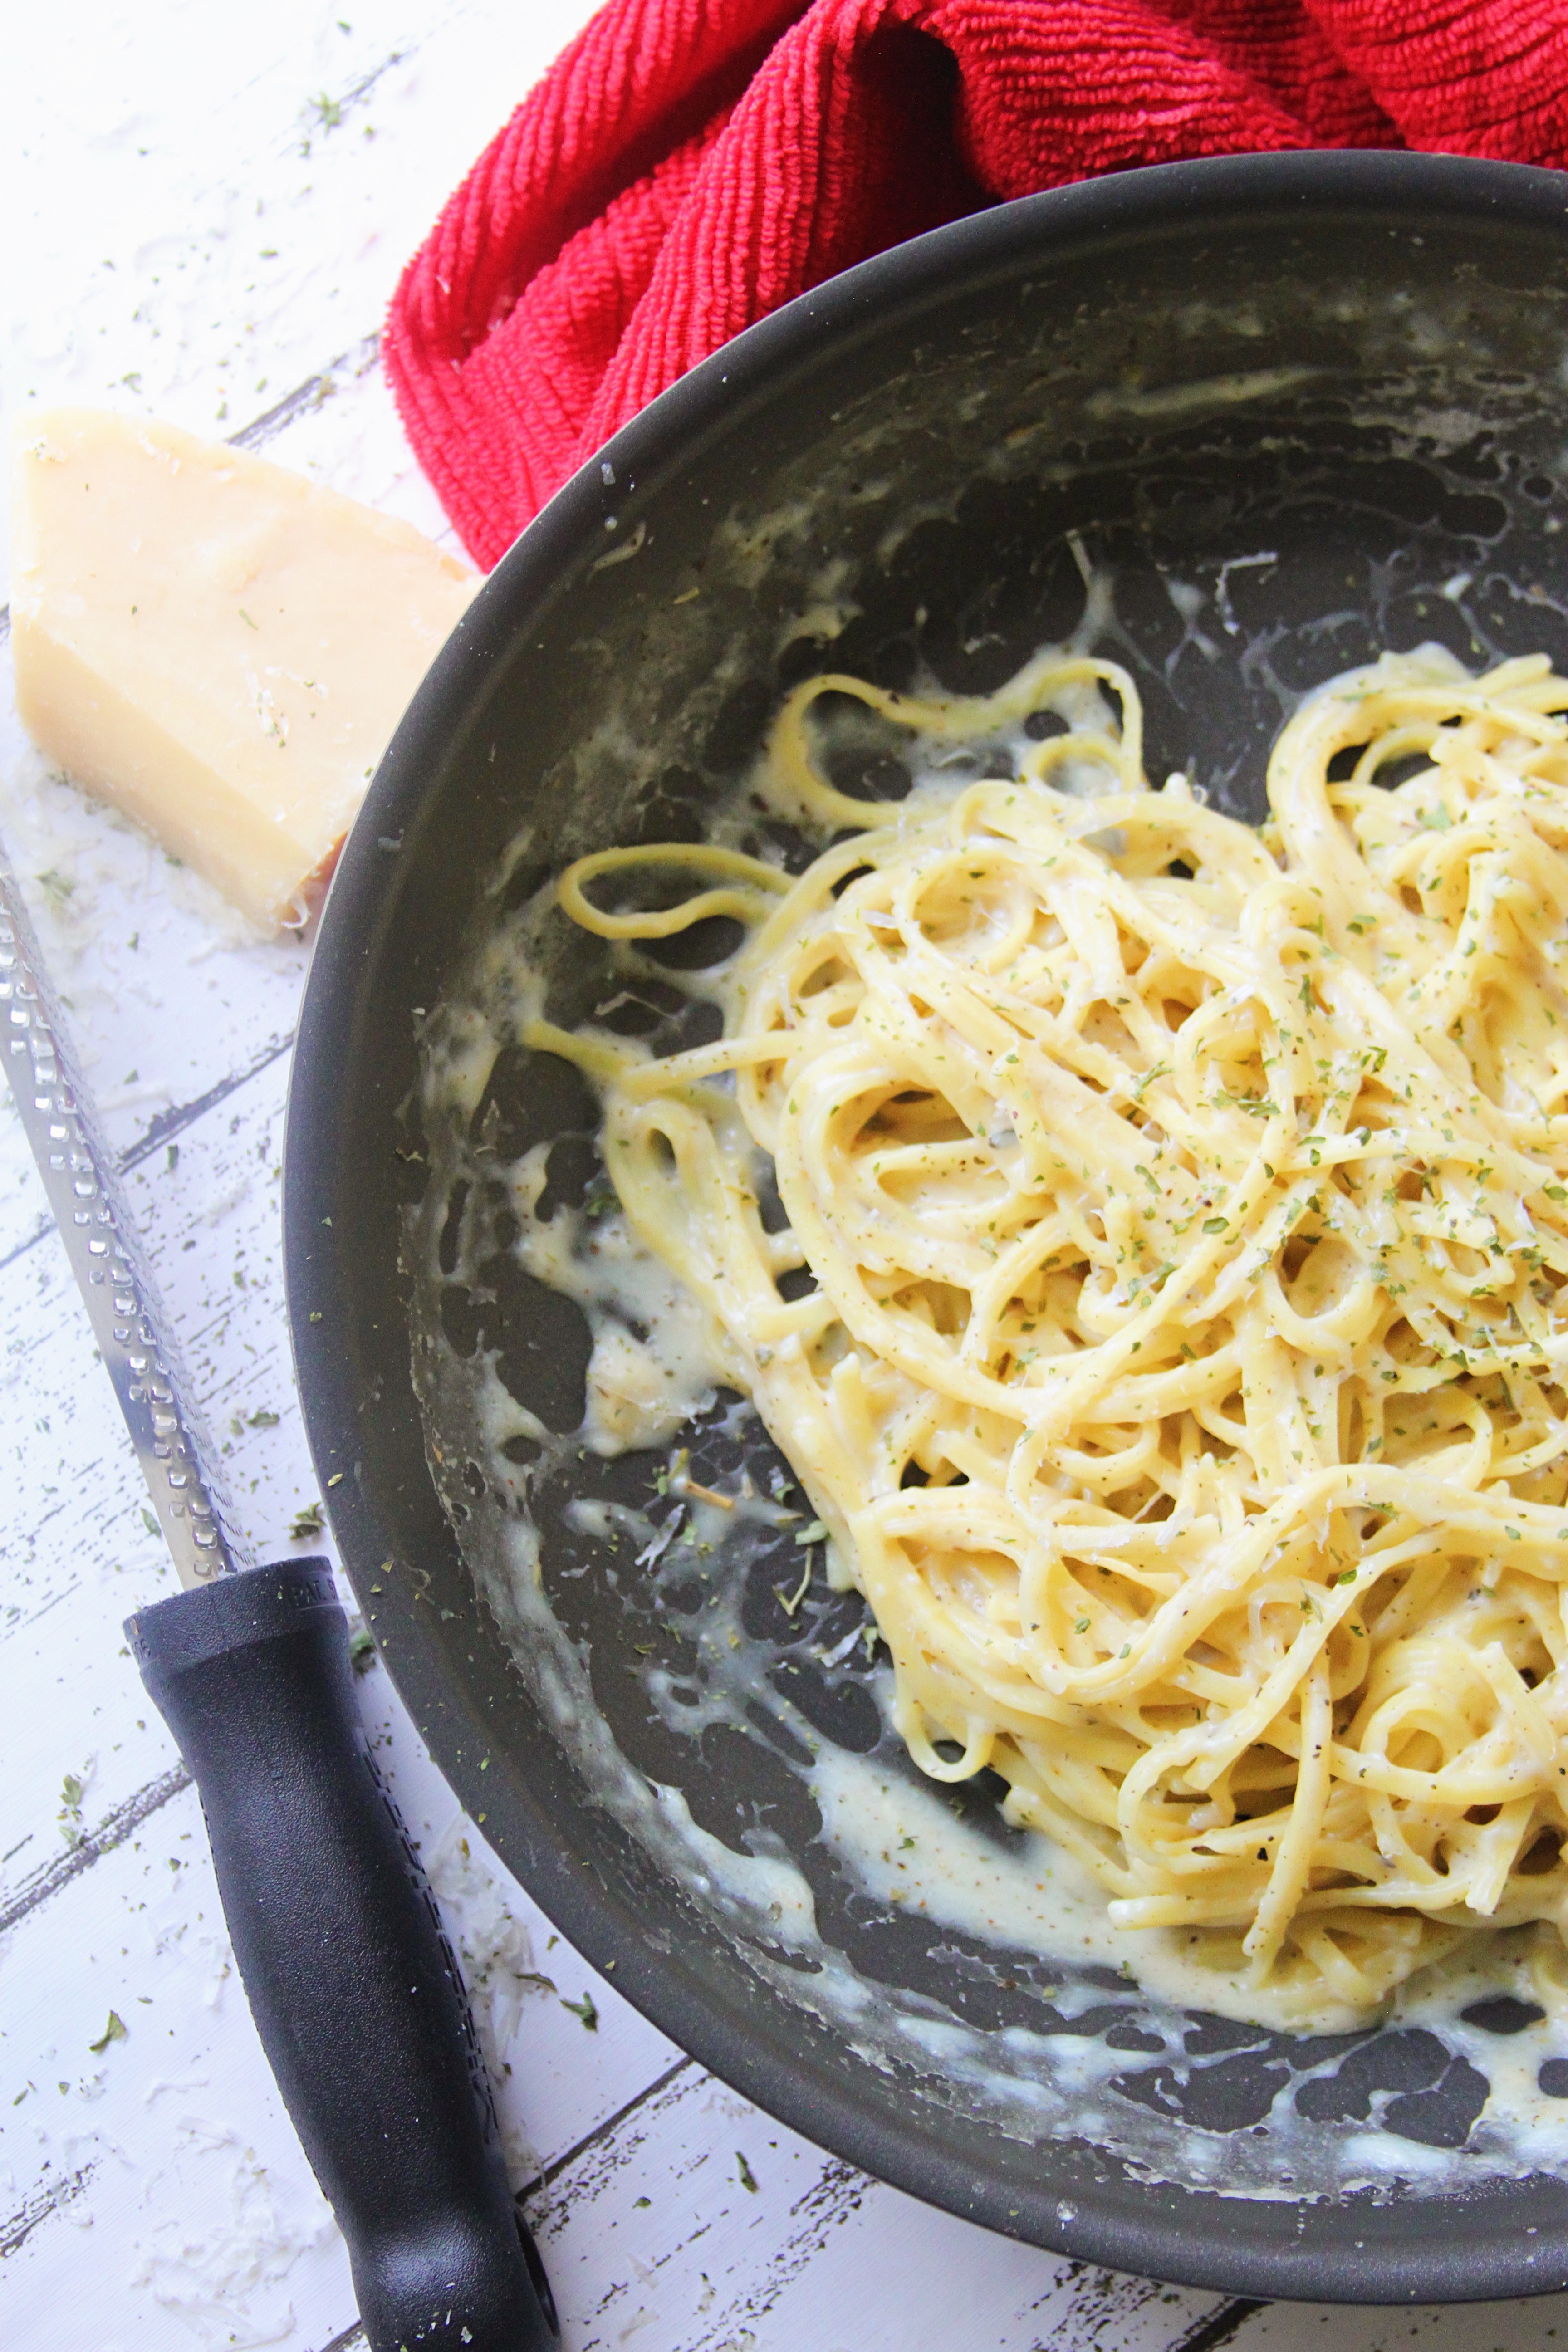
left=286, top=151, right=1568, bottom=2303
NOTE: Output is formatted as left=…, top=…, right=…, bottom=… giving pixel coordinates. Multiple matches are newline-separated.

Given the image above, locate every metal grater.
left=0, top=851, right=248, bottom=1588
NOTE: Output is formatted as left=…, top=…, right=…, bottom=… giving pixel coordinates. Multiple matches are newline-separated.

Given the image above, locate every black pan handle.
left=126, top=1557, right=557, bottom=2352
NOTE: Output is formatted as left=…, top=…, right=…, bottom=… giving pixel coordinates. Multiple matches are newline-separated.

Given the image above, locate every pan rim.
left=287, top=146, right=1568, bottom=2305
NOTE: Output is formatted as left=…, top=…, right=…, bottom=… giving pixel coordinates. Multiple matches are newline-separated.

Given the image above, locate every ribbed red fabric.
left=385, top=0, right=1568, bottom=569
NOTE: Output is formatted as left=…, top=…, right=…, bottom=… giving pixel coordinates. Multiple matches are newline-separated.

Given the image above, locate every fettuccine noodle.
left=539, top=643, right=1568, bottom=2025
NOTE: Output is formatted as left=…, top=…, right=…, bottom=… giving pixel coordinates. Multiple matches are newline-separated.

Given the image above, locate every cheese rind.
left=9, top=409, right=477, bottom=930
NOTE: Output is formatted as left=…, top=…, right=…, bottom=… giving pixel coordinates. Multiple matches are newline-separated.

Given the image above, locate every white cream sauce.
left=427, top=1330, right=1568, bottom=2201
left=412, top=594, right=1568, bottom=2204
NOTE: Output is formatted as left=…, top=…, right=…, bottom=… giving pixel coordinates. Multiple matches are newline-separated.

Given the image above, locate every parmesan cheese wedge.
left=8, top=409, right=477, bottom=931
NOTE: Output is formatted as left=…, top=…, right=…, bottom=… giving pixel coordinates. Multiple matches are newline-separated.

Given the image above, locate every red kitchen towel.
left=385, top=0, right=1568, bottom=569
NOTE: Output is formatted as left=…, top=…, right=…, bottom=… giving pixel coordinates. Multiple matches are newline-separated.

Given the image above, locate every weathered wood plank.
left=2, top=0, right=593, bottom=568
left=0, top=1781, right=354, bottom=2348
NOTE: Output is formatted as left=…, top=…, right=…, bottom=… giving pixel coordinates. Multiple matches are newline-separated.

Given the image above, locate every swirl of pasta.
left=539, top=645, right=1568, bottom=2026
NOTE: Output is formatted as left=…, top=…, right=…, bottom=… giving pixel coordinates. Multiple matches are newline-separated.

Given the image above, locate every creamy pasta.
left=532, top=643, right=1568, bottom=2028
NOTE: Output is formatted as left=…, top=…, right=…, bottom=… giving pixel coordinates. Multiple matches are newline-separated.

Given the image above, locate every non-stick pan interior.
left=288, top=154, right=1568, bottom=2302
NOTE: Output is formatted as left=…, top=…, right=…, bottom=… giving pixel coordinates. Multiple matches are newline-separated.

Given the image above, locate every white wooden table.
left=1, top=8, right=1564, bottom=2347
